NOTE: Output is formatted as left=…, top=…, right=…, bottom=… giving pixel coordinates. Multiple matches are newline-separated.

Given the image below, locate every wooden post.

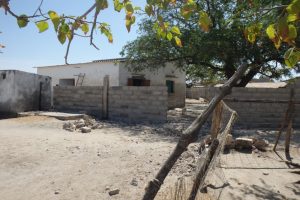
left=273, top=88, right=295, bottom=151
left=210, top=101, right=224, bottom=139
left=188, top=139, right=219, bottom=200
left=285, top=119, right=292, bottom=153
left=102, top=75, right=109, bottom=119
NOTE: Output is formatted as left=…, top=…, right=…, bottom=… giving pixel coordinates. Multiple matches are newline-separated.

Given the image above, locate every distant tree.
left=121, top=0, right=299, bottom=86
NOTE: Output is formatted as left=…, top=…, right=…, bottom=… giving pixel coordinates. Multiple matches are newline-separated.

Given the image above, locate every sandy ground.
left=0, top=116, right=184, bottom=200
left=0, top=99, right=299, bottom=200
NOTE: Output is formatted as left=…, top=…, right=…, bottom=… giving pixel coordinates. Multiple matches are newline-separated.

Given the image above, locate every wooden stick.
left=273, top=88, right=295, bottom=151
left=285, top=119, right=292, bottom=153
left=187, top=139, right=219, bottom=200
left=210, top=101, right=224, bottom=139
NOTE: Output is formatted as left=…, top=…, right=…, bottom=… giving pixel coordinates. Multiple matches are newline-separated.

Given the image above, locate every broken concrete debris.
left=62, top=122, right=76, bottom=132
left=253, top=138, right=269, bottom=151
left=130, top=178, right=138, bottom=186
left=81, top=127, right=91, bottom=133
left=235, top=138, right=253, bottom=150
left=62, top=117, right=101, bottom=133
left=224, top=136, right=269, bottom=151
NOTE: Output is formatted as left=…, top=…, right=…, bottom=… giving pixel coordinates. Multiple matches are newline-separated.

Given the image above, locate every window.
left=59, top=79, right=75, bottom=86
left=1, top=73, right=6, bottom=80
left=133, top=78, right=143, bottom=86
left=166, top=80, right=174, bottom=94
left=127, top=78, right=150, bottom=86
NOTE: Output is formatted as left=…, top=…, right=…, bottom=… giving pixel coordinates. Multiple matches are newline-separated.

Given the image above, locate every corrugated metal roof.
left=92, top=58, right=126, bottom=63
left=215, top=82, right=287, bottom=88
left=36, top=58, right=126, bottom=68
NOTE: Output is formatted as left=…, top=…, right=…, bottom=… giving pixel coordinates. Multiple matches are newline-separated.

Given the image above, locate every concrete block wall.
left=186, top=85, right=300, bottom=129
left=109, top=86, right=168, bottom=123
left=53, top=86, right=168, bottom=123
left=53, top=86, right=103, bottom=117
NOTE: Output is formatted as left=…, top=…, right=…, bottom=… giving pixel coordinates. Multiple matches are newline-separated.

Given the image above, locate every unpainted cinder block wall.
left=109, top=86, right=167, bottom=123
left=53, top=86, right=168, bottom=123
left=186, top=83, right=300, bottom=129
left=53, top=86, right=103, bottom=118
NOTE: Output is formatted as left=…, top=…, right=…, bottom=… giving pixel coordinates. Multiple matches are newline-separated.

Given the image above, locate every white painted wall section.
left=37, top=62, right=120, bottom=88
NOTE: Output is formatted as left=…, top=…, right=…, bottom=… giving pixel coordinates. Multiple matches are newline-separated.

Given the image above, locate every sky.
left=0, top=0, right=145, bottom=73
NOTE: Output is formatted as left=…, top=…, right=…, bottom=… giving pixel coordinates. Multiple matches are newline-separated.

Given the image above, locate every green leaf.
left=125, top=3, right=134, bottom=14
left=35, top=21, right=49, bottom=33
left=174, top=36, right=182, bottom=47
left=114, top=0, right=123, bottom=12
left=125, top=15, right=135, bottom=32
left=278, top=16, right=289, bottom=40
left=17, top=14, right=28, bottom=28
left=286, top=0, right=300, bottom=15
left=100, top=25, right=113, bottom=43
left=288, top=24, right=297, bottom=39
left=171, top=26, right=181, bottom=35
left=145, top=5, right=153, bottom=16
left=180, top=2, right=197, bottom=20
left=284, top=48, right=300, bottom=68
left=167, top=32, right=173, bottom=41
left=81, top=23, right=89, bottom=35
left=266, top=24, right=276, bottom=39
left=60, top=23, right=70, bottom=34
left=48, top=11, right=60, bottom=32
left=287, top=14, right=299, bottom=22
left=96, top=0, right=108, bottom=11
left=57, top=31, right=66, bottom=44
left=198, top=11, right=211, bottom=32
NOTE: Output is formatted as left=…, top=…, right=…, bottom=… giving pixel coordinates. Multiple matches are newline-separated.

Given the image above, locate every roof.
left=36, top=58, right=126, bottom=68
left=215, top=82, right=287, bottom=88
left=92, top=58, right=126, bottom=63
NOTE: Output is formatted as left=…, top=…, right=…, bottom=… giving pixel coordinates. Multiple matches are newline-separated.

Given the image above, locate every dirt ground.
left=0, top=99, right=299, bottom=200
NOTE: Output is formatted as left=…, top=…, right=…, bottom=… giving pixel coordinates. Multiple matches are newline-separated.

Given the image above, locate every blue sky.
left=0, top=0, right=145, bottom=73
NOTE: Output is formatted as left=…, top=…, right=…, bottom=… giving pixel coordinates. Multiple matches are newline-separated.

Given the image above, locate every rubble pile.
left=62, top=116, right=103, bottom=133
left=225, top=134, right=269, bottom=151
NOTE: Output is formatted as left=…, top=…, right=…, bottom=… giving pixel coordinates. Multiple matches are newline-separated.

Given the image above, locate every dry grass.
left=157, top=177, right=213, bottom=200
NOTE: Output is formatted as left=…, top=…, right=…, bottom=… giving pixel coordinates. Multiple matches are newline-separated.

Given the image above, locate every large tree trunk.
left=235, top=65, right=261, bottom=87
left=142, top=63, right=249, bottom=200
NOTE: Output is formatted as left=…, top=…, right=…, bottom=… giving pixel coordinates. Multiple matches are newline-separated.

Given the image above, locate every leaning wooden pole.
left=187, top=139, right=220, bottom=200
left=273, top=88, right=295, bottom=151
left=142, top=63, right=249, bottom=200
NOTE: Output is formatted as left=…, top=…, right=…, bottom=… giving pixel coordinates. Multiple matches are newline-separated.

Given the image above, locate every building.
left=36, top=58, right=186, bottom=109
left=0, top=70, right=51, bottom=117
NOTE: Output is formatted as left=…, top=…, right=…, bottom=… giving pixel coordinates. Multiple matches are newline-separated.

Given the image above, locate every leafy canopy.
left=121, top=1, right=299, bottom=86
left=0, top=0, right=299, bottom=67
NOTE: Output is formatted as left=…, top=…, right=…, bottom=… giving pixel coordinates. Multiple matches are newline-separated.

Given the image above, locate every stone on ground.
left=108, top=188, right=120, bottom=196
left=235, top=137, right=253, bottom=150
left=81, top=127, right=91, bottom=133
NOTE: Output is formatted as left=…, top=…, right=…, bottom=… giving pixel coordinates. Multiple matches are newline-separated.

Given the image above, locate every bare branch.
left=64, top=3, right=97, bottom=64
left=90, top=9, right=100, bottom=50
left=33, top=0, right=44, bottom=16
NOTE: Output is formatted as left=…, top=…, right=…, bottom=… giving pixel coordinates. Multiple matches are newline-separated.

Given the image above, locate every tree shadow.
left=227, top=177, right=298, bottom=200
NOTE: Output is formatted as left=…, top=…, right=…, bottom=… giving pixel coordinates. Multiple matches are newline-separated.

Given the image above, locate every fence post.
left=210, top=101, right=224, bottom=139
left=102, top=75, right=109, bottom=119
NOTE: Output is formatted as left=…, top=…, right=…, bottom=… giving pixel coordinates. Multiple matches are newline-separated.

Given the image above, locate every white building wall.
left=37, top=62, right=120, bottom=88
left=119, top=62, right=186, bottom=108
left=119, top=62, right=185, bottom=86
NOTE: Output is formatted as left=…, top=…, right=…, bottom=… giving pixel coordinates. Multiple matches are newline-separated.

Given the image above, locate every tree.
left=121, top=0, right=299, bottom=86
